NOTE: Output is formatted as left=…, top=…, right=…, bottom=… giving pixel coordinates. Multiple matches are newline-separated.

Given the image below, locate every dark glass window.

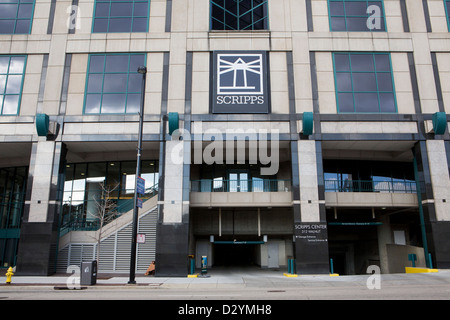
left=92, top=0, right=149, bottom=33
left=84, top=53, right=146, bottom=114
left=0, top=56, right=26, bottom=115
left=324, top=160, right=416, bottom=193
left=0, top=166, right=27, bottom=268
left=329, top=0, right=386, bottom=31
left=0, top=0, right=35, bottom=34
left=333, top=53, right=396, bottom=113
left=211, top=0, right=268, bottom=30
left=61, top=160, right=158, bottom=227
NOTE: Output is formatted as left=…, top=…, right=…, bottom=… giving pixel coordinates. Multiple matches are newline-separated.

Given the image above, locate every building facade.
left=0, top=0, right=450, bottom=276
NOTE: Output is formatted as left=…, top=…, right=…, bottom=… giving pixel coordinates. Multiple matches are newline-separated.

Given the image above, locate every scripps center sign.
left=212, top=51, right=270, bottom=114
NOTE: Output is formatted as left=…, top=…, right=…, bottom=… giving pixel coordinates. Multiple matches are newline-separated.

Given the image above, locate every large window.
left=324, top=160, right=416, bottom=193
left=333, top=52, right=396, bottom=113
left=62, top=160, right=158, bottom=226
left=0, top=56, right=26, bottom=116
left=328, top=0, right=386, bottom=31
left=0, top=0, right=35, bottom=34
left=84, top=53, right=146, bottom=114
left=210, top=0, right=268, bottom=30
left=0, top=166, right=27, bottom=268
left=92, top=0, right=150, bottom=33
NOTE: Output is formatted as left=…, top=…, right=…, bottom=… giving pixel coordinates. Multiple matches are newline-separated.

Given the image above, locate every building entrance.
left=213, top=243, right=258, bottom=266
left=327, top=219, right=381, bottom=275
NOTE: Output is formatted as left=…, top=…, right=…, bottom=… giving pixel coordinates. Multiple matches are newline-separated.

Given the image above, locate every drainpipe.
left=412, top=155, right=432, bottom=268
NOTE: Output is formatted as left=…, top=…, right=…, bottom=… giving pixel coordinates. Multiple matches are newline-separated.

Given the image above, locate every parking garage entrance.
left=191, top=207, right=294, bottom=271
left=213, top=240, right=263, bottom=267
left=327, top=208, right=424, bottom=275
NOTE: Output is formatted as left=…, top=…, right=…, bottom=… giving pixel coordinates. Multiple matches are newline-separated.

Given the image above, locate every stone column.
left=16, top=141, right=66, bottom=275
left=377, top=215, right=393, bottom=274
left=155, top=136, right=191, bottom=276
left=293, top=140, right=329, bottom=274
left=423, top=140, right=450, bottom=268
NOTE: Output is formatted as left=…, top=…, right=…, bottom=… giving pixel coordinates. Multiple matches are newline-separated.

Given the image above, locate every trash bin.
left=80, top=261, right=97, bottom=285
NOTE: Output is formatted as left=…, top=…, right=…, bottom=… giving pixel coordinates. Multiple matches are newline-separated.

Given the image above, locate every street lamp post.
left=128, top=66, right=147, bottom=284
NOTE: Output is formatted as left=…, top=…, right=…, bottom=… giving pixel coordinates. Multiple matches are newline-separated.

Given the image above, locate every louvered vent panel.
left=58, top=206, right=158, bottom=274
left=68, top=244, right=83, bottom=267
left=115, top=224, right=132, bottom=272
left=98, top=236, right=115, bottom=272
left=137, top=209, right=157, bottom=272
left=56, top=246, right=69, bottom=273
left=81, top=245, right=95, bottom=262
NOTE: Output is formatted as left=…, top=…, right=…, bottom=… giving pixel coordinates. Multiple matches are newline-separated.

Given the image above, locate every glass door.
left=228, top=171, right=249, bottom=192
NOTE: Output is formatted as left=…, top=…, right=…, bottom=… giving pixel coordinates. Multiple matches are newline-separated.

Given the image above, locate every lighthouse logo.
left=213, top=51, right=269, bottom=114
left=217, top=54, right=263, bottom=95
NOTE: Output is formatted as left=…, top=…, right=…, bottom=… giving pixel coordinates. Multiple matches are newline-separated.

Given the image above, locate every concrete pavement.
left=1, top=267, right=450, bottom=291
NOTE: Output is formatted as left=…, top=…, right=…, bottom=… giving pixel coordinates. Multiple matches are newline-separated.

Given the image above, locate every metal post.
left=413, top=154, right=432, bottom=269
left=128, top=66, right=147, bottom=284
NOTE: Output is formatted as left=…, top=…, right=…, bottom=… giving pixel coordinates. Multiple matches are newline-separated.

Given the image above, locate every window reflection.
left=211, top=0, right=268, bottom=31
left=0, top=55, right=26, bottom=115
left=0, top=0, right=35, bottom=34
left=329, top=0, right=386, bottom=32
left=61, top=160, right=158, bottom=226
left=324, top=160, right=416, bottom=193
left=84, top=53, right=146, bottom=114
left=92, top=0, right=149, bottom=33
left=333, top=53, right=396, bottom=113
left=0, top=167, right=27, bottom=230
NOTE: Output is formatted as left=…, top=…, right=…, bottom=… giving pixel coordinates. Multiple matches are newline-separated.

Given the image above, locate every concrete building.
left=0, top=0, right=449, bottom=276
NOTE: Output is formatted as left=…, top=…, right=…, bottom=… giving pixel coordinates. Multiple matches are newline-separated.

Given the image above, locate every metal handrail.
left=325, top=179, right=417, bottom=193
left=190, top=179, right=291, bottom=192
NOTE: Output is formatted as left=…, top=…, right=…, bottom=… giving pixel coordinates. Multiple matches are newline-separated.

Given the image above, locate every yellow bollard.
left=5, top=267, right=13, bottom=285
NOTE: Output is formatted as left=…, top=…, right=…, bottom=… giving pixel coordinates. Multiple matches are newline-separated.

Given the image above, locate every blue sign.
left=137, top=197, right=143, bottom=209
left=137, top=176, right=145, bottom=195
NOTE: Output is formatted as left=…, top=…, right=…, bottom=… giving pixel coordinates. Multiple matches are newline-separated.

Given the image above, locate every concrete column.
left=293, top=140, right=329, bottom=274
left=298, top=140, right=321, bottom=222
left=155, top=137, right=191, bottom=276
left=413, top=141, right=450, bottom=269
left=426, top=140, right=450, bottom=221
left=16, top=141, right=66, bottom=275
left=424, top=140, right=450, bottom=268
left=377, top=215, right=393, bottom=274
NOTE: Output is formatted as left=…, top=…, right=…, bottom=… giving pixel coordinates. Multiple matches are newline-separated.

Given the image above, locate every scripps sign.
left=212, top=51, right=269, bottom=114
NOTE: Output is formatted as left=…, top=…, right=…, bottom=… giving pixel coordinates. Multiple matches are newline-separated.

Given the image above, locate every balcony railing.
left=191, top=179, right=291, bottom=192
left=325, top=180, right=417, bottom=193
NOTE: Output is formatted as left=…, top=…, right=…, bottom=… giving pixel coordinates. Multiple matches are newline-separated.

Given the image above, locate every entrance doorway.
left=267, top=242, right=279, bottom=268
left=228, top=171, right=249, bottom=192
left=214, top=243, right=257, bottom=266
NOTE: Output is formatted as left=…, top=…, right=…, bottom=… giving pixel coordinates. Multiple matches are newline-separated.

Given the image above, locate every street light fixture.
left=128, top=66, right=147, bottom=284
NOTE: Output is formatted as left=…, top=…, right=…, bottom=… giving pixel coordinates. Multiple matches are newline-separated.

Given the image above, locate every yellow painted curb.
left=405, top=267, right=438, bottom=273
left=330, top=273, right=339, bottom=277
left=187, top=274, right=198, bottom=278
left=283, top=273, right=298, bottom=277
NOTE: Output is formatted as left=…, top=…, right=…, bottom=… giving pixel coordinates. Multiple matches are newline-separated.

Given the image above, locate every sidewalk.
left=1, top=268, right=450, bottom=289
